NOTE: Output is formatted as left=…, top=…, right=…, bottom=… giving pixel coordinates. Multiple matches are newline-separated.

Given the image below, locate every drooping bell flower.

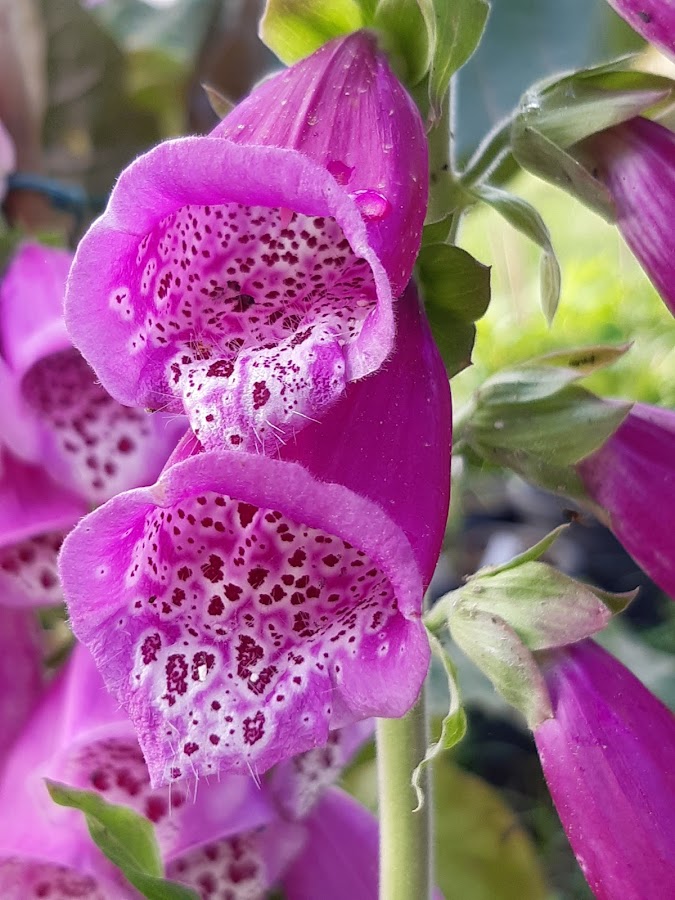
left=577, top=402, right=675, bottom=599
left=0, top=643, right=379, bottom=898
left=0, top=242, right=184, bottom=505
left=0, top=606, right=43, bottom=765
left=603, top=1, right=675, bottom=57
left=580, top=116, right=675, bottom=317
left=0, top=448, right=85, bottom=608
left=60, top=282, right=451, bottom=783
left=0, top=120, right=14, bottom=201
left=534, top=640, right=675, bottom=899
left=65, top=31, right=428, bottom=454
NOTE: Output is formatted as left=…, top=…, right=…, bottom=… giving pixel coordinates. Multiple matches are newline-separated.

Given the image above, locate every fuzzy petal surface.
left=584, top=117, right=675, bottom=316
left=535, top=640, right=675, bottom=899
left=605, top=1, right=675, bottom=56
left=578, top=402, right=675, bottom=599
left=60, top=286, right=446, bottom=783
left=65, top=34, right=427, bottom=453
left=282, top=788, right=379, bottom=900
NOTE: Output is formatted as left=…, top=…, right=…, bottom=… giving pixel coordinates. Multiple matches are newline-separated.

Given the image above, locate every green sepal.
left=259, top=0, right=365, bottom=64
left=416, top=0, right=490, bottom=121
left=201, top=83, right=234, bottom=120
left=416, top=243, right=491, bottom=376
left=411, top=631, right=467, bottom=809
left=471, top=183, right=561, bottom=322
left=448, top=608, right=553, bottom=728
left=373, top=0, right=430, bottom=86
left=46, top=781, right=199, bottom=900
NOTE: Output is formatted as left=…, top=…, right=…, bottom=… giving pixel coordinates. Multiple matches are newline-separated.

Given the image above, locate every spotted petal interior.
left=167, top=833, right=268, bottom=900
left=113, top=203, right=377, bottom=451
left=0, top=859, right=107, bottom=900
left=107, top=488, right=405, bottom=782
left=0, top=531, right=65, bottom=607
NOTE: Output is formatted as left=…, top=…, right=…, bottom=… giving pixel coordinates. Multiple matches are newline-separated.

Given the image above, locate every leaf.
left=202, top=83, right=234, bottom=119
left=412, top=632, right=467, bottom=808
left=416, top=243, right=491, bottom=375
left=417, top=0, right=489, bottom=119
left=479, top=524, right=569, bottom=576
left=530, top=342, right=632, bottom=375
left=46, top=782, right=198, bottom=900
left=448, top=608, right=553, bottom=728
left=259, top=0, right=364, bottom=64
left=472, top=183, right=561, bottom=320
left=433, top=757, right=548, bottom=900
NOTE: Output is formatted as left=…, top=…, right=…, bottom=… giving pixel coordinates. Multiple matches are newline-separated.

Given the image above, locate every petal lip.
left=65, top=138, right=393, bottom=410
left=535, top=640, right=675, bottom=899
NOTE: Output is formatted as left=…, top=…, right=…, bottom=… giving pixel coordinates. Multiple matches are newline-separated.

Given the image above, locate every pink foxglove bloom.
left=0, top=121, right=14, bottom=201
left=577, top=402, right=675, bottom=599
left=0, top=606, right=43, bottom=765
left=582, top=117, right=675, bottom=317
left=604, top=1, right=675, bottom=56
left=0, top=645, right=378, bottom=899
left=534, top=640, right=675, bottom=899
left=0, top=449, right=85, bottom=608
left=0, top=242, right=184, bottom=504
left=60, top=283, right=451, bottom=783
left=65, top=31, right=428, bottom=453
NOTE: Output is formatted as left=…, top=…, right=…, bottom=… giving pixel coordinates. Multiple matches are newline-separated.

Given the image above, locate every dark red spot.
left=238, top=503, right=257, bottom=527
left=171, top=587, right=185, bottom=607
left=201, top=554, right=224, bottom=583
left=183, top=742, right=199, bottom=756
left=322, top=554, right=340, bottom=567
left=165, top=654, right=188, bottom=697
left=177, top=565, right=192, bottom=581
left=252, top=381, right=271, bottom=409
left=224, top=582, right=243, bottom=602
left=242, top=711, right=265, bottom=746
left=141, top=633, right=161, bottom=665
left=208, top=595, right=224, bottom=616
left=288, top=548, right=306, bottom=568
left=247, top=566, right=268, bottom=589
left=145, top=796, right=167, bottom=823
left=236, top=635, right=263, bottom=676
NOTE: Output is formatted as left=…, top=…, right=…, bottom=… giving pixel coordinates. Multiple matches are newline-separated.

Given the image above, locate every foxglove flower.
left=0, top=606, right=42, bottom=765
left=0, top=449, right=85, bottom=608
left=65, top=31, right=428, bottom=453
left=581, top=117, right=675, bottom=316
left=534, top=640, right=675, bottom=899
left=0, top=242, right=184, bottom=504
left=0, top=120, right=13, bottom=201
left=60, top=283, right=451, bottom=783
left=577, top=402, right=675, bottom=599
left=604, top=1, right=675, bottom=57
left=0, top=645, right=378, bottom=899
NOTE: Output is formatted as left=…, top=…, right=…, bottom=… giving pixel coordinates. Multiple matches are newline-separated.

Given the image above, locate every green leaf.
left=259, top=0, right=364, bottom=64
left=417, top=0, right=489, bottom=120
left=472, top=183, right=561, bottom=321
left=433, top=758, right=548, bottom=900
left=530, top=343, right=632, bottom=375
left=46, top=782, right=198, bottom=900
left=416, top=243, right=491, bottom=376
left=412, top=632, right=467, bottom=807
left=373, top=0, right=430, bottom=86
left=479, top=524, right=568, bottom=576
left=448, top=608, right=552, bottom=728
left=201, top=83, right=234, bottom=120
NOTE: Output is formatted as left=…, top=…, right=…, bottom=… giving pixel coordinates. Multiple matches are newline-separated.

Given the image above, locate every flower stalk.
left=376, top=687, right=433, bottom=900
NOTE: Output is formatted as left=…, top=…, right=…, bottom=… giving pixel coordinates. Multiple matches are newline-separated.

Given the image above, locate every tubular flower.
left=59, top=283, right=451, bottom=784
left=534, top=640, right=675, bottom=899
left=0, top=645, right=379, bottom=899
left=603, top=1, right=675, bottom=57
left=0, top=606, right=43, bottom=765
left=581, top=117, right=675, bottom=317
left=65, top=31, right=428, bottom=454
left=0, top=242, right=184, bottom=505
left=0, top=120, right=14, bottom=201
left=577, top=402, right=675, bottom=599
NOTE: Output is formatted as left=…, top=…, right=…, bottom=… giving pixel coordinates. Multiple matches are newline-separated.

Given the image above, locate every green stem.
left=460, top=117, right=512, bottom=186
left=376, top=688, right=433, bottom=900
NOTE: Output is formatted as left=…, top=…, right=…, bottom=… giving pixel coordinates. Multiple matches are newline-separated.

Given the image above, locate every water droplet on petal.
left=326, top=160, right=354, bottom=185
left=351, top=189, right=391, bottom=221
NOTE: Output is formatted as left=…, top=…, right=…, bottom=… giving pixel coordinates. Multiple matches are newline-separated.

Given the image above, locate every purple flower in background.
left=0, top=606, right=43, bottom=766
left=65, top=31, right=428, bottom=453
left=0, top=121, right=14, bottom=201
left=604, top=1, right=675, bottom=56
left=534, top=640, right=675, bottom=899
left=0, top=242, right=184, bottom=504
left=581, top=117, right=675, bottom=317
left=60, top=283, right=451, bottom=784
left=0, top=645, right=379, bottom=899
left=0, top=449, right=85, bottom=608
left=577, top=402, right=675, bottom=600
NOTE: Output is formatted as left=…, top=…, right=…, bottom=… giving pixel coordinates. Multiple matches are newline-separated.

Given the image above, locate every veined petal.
left=60, top=285, right=448, bottom=784
left=535, top=640, right=675, bottom=899
left=577, top=402, right=675, bottom=599
left=0, top=243, right=184, bottom=504
left=65, top=33, right=427, bottom=454
left=604, top=1, right=675, bottom=57
left=582, top=117, right=675, bottom=316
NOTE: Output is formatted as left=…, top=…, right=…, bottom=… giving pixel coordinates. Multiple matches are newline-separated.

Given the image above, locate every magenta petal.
left=215, top=31, right=428, bottom=297
left=535, top=640, right=675, bottom=899
left=65, top=34, right=427, bottom=452
left=0, top=607, right=43, bottom=765
left=584, top=117, right=675, bottom=316
left=604, top=1, right=675, bottom=56
left=281, top=788, right=379, bottom=900
left=0, top=242, right=72, bottom=376
left=0, top=860, right=116, bottom=900
left=577, top=402, right=675, bottom=599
